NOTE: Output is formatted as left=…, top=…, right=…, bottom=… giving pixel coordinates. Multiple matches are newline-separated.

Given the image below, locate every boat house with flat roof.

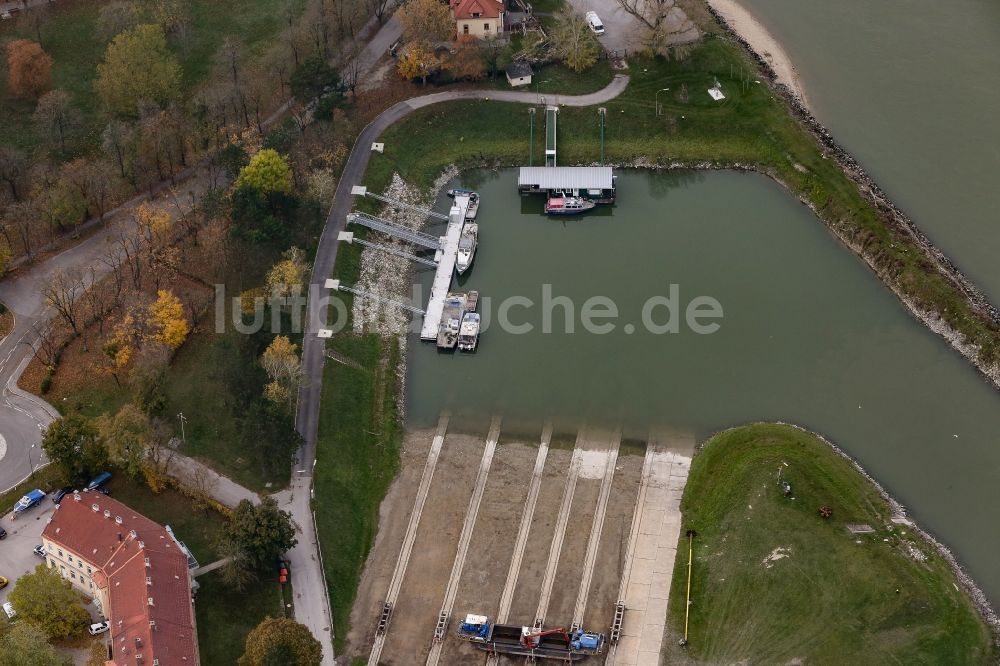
left=517, top=166, right=616, bottom=203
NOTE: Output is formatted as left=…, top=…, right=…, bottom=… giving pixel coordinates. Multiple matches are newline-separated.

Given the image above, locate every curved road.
left=293, top=74, right=629, bottom=664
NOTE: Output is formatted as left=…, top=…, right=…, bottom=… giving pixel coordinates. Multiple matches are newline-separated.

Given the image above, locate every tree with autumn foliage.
left=446, top=35, right=486, bottom=81
left=95, top=23, right=181, bottom=116
left=239, top=617, right=321, bottom=666
left=235, top=149, right=293, bottom=195
left=5, top=39, right=52, bottom=100
left=398, top=0, right=455, bottom=42
left=147, top=290, right=190, bottom=349
left=550, top=11, right=600, bottom=73
left=397, top=42, right=441, bottom=86
left=266, top=246, right=308, bottom=301
left=261, top=335, right=301, bottom=409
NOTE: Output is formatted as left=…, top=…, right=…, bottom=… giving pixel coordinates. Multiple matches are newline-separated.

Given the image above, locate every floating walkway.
left=545, top=105, right=558, bottom=167
left=337, top=187, right=475, bottom=342
left=419, top=194, right=473, bottom=341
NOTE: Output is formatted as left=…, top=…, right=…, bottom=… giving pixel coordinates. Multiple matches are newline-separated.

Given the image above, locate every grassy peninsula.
left=663, top=423, right=995, bottom=663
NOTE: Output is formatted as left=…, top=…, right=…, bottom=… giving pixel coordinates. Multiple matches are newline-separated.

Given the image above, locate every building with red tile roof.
left=41, top=490, right=200, bottom=666
left=450, top=0, right=505, bottom=37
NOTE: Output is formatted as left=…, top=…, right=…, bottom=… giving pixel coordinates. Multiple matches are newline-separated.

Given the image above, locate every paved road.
left=293, top=72, right=629, bottom=663
left=0, top=501, right=55, bottom=605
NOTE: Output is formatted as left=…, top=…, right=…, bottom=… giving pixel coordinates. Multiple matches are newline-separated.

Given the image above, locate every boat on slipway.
left=456, top=223, right=478, bottom=275
left=544, top=197, right=596, bottom=215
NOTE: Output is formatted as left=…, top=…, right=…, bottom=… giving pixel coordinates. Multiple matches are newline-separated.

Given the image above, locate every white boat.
left=447, top=187, right=476, bottom=198
left=465, top=193, right=480, bottom=220
left=544, top=196, right=596, bottom=215
left=457, top=312, right=481, bottom=351
left=456, top=223, right=478, bottom=274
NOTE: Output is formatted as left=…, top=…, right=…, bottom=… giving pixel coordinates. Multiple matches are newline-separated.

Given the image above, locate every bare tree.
left=364, top=0, right=392, bottom=24
left=613, top=0, right=698, bottom=54
left=0, top=147, right=27, bottom=202
left=43, top=269, right=85, bottom=346
left=30, top=320, right=60, bottom=370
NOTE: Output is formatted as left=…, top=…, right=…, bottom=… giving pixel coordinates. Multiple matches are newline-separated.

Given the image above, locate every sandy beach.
left=706, top=0, right=810, bottom=108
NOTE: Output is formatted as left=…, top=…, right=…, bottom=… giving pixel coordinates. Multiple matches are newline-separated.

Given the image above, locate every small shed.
left=505, top=61, right=533, bottom=87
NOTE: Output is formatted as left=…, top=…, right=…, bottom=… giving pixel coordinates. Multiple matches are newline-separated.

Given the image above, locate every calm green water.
left=738, top=0, right=1000, bottom=303
left=406, top=170, right=1000, bottom=605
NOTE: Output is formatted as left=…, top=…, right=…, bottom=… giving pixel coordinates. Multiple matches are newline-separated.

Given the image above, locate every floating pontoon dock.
left=420, top=194, right=473, bottom=341
left=518, top=166, right=616, bottom=203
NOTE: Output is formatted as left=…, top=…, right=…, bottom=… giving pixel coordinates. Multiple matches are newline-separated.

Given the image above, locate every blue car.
left=87, top=472, right=112, bottom=490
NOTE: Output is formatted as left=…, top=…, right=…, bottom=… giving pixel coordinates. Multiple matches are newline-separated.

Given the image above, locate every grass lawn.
left=663, top=423, right=995, bottom=664
left=481, top=59, right=615, bottom=96
left=313, top=331, right=402, bottom=652
left=103, top=475, right=227, bottom=563
left=195, top=570, right=286, bottom=665
left=161, top=326, right=292, bottom=493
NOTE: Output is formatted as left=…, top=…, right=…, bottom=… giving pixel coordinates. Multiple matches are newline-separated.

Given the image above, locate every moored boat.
left=456, top=223, right=478, bottom=274
left=457, top=312, right=481, bottom=352
left=544, top=197, right=596, bottom=215
left=447, top=187, right=477, bottom=198
left=464, top=193, right=480, bottom=220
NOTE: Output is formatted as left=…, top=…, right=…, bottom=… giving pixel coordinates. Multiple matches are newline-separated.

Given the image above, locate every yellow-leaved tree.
left=147, top=290, right=189, bottom=349
left=397, top=42, right=441, bottom=86
left=261, top=336, right=301, bottom=410
left=235, top=149, right=293, bottom=195
left=266, top=247, right=308, bottom=301
left=95, top=24, right=181, bottom=116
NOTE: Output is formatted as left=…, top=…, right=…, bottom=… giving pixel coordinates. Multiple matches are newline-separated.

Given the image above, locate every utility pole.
left=177, top=412, right=187, bottom=445
left=528, top=107, right=535, bottom=166
left=598, top=107, right=606, bottom=165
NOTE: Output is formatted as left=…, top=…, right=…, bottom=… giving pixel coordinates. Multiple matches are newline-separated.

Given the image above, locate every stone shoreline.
left=701, top=3, right=1000, bottom=390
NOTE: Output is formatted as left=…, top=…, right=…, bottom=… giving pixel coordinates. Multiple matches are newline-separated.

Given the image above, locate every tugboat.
left=456, top=223, right=478, bottom=275
left=544, top=196, right=596, bottom=216
left=457, top=312, right=481, bottom=352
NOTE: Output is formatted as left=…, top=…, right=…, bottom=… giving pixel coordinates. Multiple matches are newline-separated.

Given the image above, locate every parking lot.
left=0, top=501, right=55, bottom=605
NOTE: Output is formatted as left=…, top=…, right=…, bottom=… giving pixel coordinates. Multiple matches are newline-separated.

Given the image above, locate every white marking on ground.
left=578, top=448, right=611, bottom=479
left=761, top=546, right=790, bottom=568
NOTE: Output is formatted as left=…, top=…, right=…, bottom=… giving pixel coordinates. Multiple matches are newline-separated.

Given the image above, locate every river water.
left=406, top=170, right=1000, bottom=606
left=738, top=0, right=1000, bottom=303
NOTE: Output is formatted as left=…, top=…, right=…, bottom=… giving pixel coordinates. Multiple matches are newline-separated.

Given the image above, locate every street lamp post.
left=177, top=412, right=187, bottom=445
left=655, top=88, right=670, bottom=117
left=535, top=79, right=551, bottom=105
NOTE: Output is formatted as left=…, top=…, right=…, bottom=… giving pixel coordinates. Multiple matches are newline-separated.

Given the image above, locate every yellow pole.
left=683, top=530, right=694, bottom=645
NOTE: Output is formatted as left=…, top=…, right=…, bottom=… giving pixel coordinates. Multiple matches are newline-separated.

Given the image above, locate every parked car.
left=13, top=490, right=46, bottom=515
left=0, top=577, right=8, bottom=590
left=586, top=11, right=605, bottom=34
left=87, top=472, right=112, bottom=491
left=2, top=602, right=14, bottom=620
left=52, top=487, right=74, bottom=504
left=88, top=621, right=110, bottom=636
left=33, top=545, right=46, bottom=559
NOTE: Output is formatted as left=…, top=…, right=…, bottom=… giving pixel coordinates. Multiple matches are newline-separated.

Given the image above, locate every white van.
left=586, top=11, right=605, bottom=35
left=3, top=602, right=15, bottom=620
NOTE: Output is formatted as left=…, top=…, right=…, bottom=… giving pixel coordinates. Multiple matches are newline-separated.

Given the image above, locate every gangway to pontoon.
left=355, top=187, right=450, bottom=222
left=346, top=211, right=442, bottom=250
left=338, top=231, right=438, bottom=267
left=326, top=279, right=426, bottom=315
left=545, top=106, right=558, bottom=167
